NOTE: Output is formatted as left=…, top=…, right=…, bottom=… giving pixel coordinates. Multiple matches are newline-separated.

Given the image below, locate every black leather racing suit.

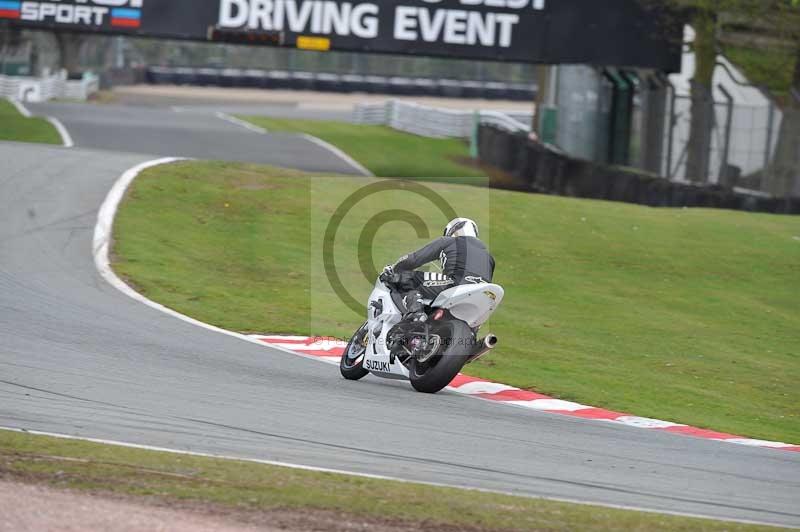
left=391, top=236, right=495, bottom=308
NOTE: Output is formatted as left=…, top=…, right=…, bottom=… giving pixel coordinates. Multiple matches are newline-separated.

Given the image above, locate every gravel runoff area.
left=111, top=84, right=536, bottom=112
left=0, top=480, right=458, bottom=532
left=0, top=481, right=268, bottom=532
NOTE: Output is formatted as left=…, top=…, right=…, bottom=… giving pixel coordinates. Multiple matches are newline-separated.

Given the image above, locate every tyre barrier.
left=290, top=71, right=316, bottom=91
left=173, top=67, right=197, bottom=85
left=144, top=67, right=537, bottom=101
left=267, top=70, right=291, bottom=90
left=438, top=79, right=464, bottom=99
left=195, top=68, right=220, bottom=86
left=219, top=68, right=242, bottom=88
left=146, top=66, right=176, bottom=85
left=315, top=73, right=343, bottom=93
left=388, top=77, right=415, bottom=96
left=478, top=125, right=800, bottom=215
left=363, top=75, right=390, bottom=94
left=339, top=74, right=364, bottom=93
left=242, top=69, right=267, bottom=88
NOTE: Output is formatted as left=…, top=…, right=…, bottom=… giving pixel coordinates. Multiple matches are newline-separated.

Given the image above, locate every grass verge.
left=0, top=98, right=61, bottom=145
left=0, top=430, right=785, bottom=531
left=113, top=161, right=800, bottom=444
left=237, top=116, right=485, bottom=179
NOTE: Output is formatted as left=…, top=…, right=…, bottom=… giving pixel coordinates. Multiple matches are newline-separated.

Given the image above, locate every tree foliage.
left=641, top=0, right=799, bottom=185
left=655, top=0, right=799, bottom=90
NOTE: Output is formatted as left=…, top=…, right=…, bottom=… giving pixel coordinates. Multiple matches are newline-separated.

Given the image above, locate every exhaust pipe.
left=466, top=334, right=498, bottom=364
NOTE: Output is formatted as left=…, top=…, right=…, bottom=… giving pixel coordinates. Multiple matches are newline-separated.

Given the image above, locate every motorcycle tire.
left=409, top=320, right=472, bottom=394
left=340, top=322, right=369, bottom=381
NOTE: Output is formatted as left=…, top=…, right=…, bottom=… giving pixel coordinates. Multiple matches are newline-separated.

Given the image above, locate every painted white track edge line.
left=46, top=116, right=74, bottom=148
left=92, top=157, right=311, bottom=360
left=215, top=113, right=371, bottom=176
left=6, top=97, right=73, bottom=147
left=0, top=426, right=787, bottom=529
left=7, top=97, right=32, bottom=117
left=215, top=111, right=269, bottom=134
left=300, top=133, right=374, bottom=177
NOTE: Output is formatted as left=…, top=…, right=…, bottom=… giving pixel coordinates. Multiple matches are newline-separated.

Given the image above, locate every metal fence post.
left=764, top=101, right=775, bottom=172
left=665, top=80, right=676, bottom=178
left=718, top=84, right=734, bottom=184
left=642, top=73, right=667, bottom=175
left=470, top=110, right=480, bottom=159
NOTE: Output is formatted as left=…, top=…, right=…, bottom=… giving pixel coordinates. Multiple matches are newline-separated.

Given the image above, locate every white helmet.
left=444, top=218, right=479, bottom=238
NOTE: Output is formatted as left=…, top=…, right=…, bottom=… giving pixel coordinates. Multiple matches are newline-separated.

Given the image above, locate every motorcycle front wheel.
left=409, top=320, right=472, bottom=394
left=340, top=322, right=369, bottom=381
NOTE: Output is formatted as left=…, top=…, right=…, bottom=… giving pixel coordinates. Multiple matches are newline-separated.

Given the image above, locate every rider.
left=382, top=218, right=495, bottom=321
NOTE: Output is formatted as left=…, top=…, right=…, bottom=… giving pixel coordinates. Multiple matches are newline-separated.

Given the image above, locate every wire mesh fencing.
left=662, top=92, right=795, bottom=196
left=552, top=65, right=799, bottom=198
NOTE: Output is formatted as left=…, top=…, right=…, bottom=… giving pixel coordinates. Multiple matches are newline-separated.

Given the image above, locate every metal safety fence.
left=663, top=93, right=798, bottom=197
left=353, top=100, right=532, bottom=139
left=0, top=70, right=99, bottom=101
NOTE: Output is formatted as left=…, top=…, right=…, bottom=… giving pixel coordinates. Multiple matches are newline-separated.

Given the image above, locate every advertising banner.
left=0, top=0, right=682, bottom=70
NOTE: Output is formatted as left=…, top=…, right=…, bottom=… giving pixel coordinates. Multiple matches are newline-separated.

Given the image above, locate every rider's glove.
left=379, top=265, right=394, bottom=283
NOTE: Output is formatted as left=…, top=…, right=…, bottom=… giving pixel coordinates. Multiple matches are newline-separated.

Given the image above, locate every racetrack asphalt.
left=1, top=103, right=799, bottom=528
left=25, top=101, right=362, bottom=175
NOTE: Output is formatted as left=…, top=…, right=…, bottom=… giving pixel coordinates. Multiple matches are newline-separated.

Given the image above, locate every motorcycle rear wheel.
left=340, top=322, right=369, bottom=381
left=409, top=320, right=472, bottom=394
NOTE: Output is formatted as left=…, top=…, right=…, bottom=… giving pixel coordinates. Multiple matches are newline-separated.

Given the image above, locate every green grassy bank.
left=112, top=161, right=800, bottom=443
left=238, top=116, right=484, bottom=179
left=0, top=98, right=61, bottom=145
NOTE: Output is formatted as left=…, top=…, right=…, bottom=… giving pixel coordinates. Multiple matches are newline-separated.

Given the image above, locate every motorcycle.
left=340, top=273, right=504, bottom=393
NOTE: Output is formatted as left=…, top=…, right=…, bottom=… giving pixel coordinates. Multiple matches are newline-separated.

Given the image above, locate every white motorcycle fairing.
left=362, top=278, right=409, bottom=380
left=360, top=278, right=504, bottom=380
left=431, top=283, right=504, bottom=328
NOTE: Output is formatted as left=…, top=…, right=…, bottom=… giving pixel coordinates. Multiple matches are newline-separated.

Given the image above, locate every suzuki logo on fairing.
left=365, top=360, right=390, bottom=372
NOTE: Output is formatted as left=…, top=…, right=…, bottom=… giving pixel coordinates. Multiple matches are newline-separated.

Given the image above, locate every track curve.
left=1, top=106, right=799, bottom=527
left=26, top=101, right=364, bottom=175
